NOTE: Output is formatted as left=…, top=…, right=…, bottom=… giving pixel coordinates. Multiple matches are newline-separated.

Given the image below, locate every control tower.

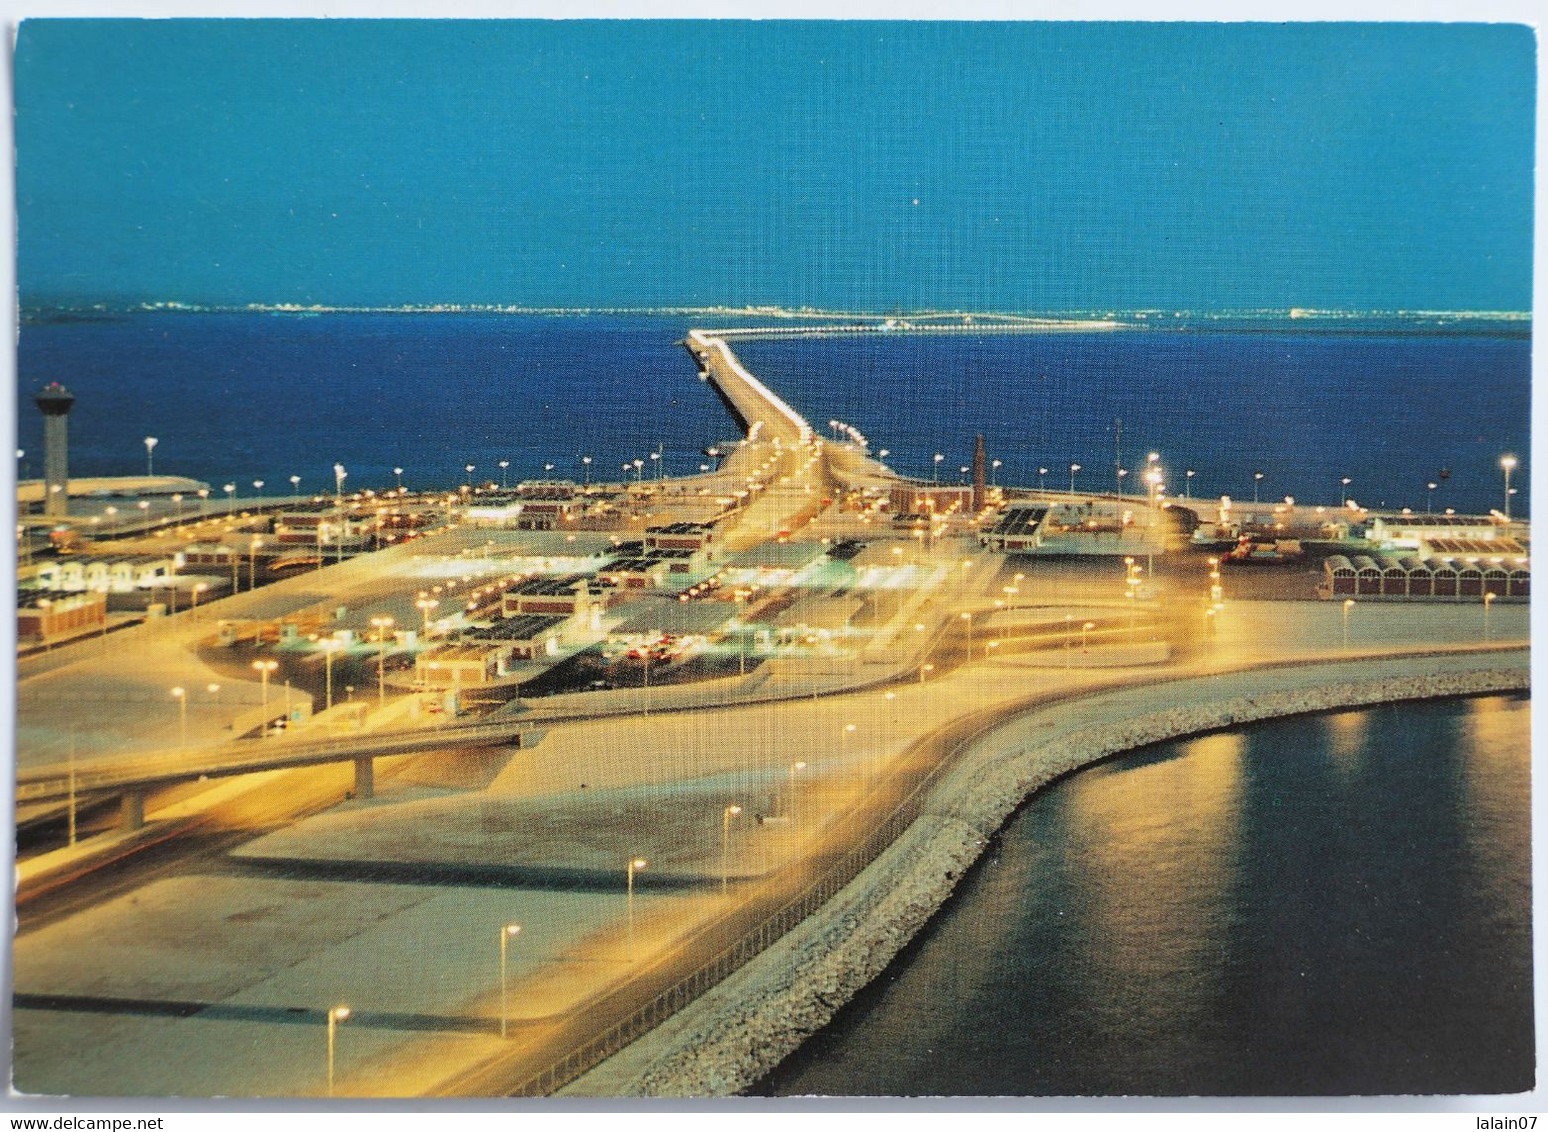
left=34, top=383, right=75, bottom=518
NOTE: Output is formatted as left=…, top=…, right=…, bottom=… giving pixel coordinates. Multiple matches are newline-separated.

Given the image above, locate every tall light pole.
left=253, top=479, right=265, bottom=499
left=171, top=685, right=187, bottom=747
left=249, top=536, right=263, bottom=591
left=499, top=923, right=521, bottom=1038
left=371, top=616, right=394, bottom=706
left=787, top=761, right=806, bottom=822
left=321, top=637, right=341, bottom=713
left=393, top=467, right=403, bottom=493
left=1501, top=455, right=1517, bottom=520
left=627, top=857, right=647, bottom=939
left=1484, top=591, right=1496, bottom=642
left=224, top=483, right=236, bottom=510
left=1185, top=468, right=1195, bottom=498
left=932, top=453, right=943, bottom=485
left=1252, top=470, right=1264, bottom=504
left=582, top=455, right=592, bottom=486
left=144, top=437, right=158, bottom=477
left=197, top=487, right=209, bottom=516
left=252, top=659, right=277, bottom=707
left=1069, top=463, right=1080, bottom=495
left=326, top=1005, right=350, bottom=1097
left=171, top=493, right=183, bottom=525
left=1340, top=477, right=1352, bottom=506
left=721, top=805, right=742, bottom=894
left=960, top=611, right=972, bottom=659
left=290, top=474, right=301, bottom=498
left=334, top=464, right=347, bottom=505
left=1342, top=598, right=1355, bottom=651
left=1427, top=481, right=1438, bottom=514
left=1038, top=466, right=1047, bottom=492
left=1082, top=620, right=1095, bottom=652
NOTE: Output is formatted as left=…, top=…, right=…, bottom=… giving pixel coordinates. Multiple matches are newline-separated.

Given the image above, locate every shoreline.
left=563, top=657, right=1529, bottom=1097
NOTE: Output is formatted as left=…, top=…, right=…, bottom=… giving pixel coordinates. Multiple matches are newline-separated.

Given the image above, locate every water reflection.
left=758, top=696, right=1532, bottom=1097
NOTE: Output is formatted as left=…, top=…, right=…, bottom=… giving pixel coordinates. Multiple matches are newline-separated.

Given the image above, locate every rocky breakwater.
left=565, top=659, right=1529, bottom=1097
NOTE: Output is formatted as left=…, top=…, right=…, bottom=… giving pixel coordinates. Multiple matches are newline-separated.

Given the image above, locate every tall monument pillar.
left=34, top=383, right=75, bottom=518
left=972, top=434, right=987, bottom=512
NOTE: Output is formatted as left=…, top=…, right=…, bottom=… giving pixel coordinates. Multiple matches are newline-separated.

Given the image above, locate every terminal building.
left=1319, top=553, right=1529, bottom=601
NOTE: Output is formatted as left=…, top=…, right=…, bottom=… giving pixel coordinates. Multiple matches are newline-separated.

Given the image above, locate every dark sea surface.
left=758, top=695, right=1534, bottom=1097
left=15, top=312, right=1530, bottom=516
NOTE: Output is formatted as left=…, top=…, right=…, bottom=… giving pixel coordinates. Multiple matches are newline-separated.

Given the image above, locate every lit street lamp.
left=499, top=923, right=521, bottom=1038
left=787, top=761, right=807, bottom=822
left=627, top=857, right=648, bottom=939
left=334, top=463, right=347, bottom=504
left=1342, top=598, right=1355, bottom=651
left=1341, top=476, right=1352, bottom=506
left=1484, top=591, right=1497, bottom=642
left=223, top=483, right=236, bottom=509
left=721, top=804, right=742, bottom=893
left=1038, top=466, right=1047, bottom=492
left=498, top=460, right=510, bottom=488
left=253, top=479, right=265, bottom=499
left=582, top=455, right=592, bottom=486
left=1185, top=468, right=1195, bottom=498
left=320, top=637, right=342, bottom=712
left=170, top=685, right=187, bottom=747
left=1069, top=463, right=1081, bottom=495
left=1501, top=455, right=1518, bottom=520
left=252, top=659, right=278, bottom=706
left=326, top=1005, right=350, bottom=1097
left=371, top=616, right=395, bottom=706
left=932, top=453, right=944, bottom=484
left=393, top=467, right=403, bottom=492
left=144, top=437, right=157, bottom=477
left=1252, top=470, right=1264, bottom=504
left=1082, top=620, right=1096, bottom=652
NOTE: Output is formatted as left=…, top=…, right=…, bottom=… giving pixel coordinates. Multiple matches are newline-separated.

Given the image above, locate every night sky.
left=14, top=20, right=1536, bottom=312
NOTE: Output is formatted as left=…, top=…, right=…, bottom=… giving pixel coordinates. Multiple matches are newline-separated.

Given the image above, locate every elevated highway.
left=16, top=718, right=543, bottom=826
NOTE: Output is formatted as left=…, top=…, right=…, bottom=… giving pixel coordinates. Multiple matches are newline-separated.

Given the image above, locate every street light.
left=787, top=761, right=807, bottom=822
left=224, top=483, right=236, bottom=509
left=1501, top=455, right=1518, bottom=520
left=498, top=460, right=509, bottom=488
left=627, top=857, right=648, bottom=938
left=191, top=582, right=208, bottom=619
left=171, top=685, right=187, bottom=747
left=1340, top=477, right=1352, bottom=506
left=326, top=1005, right=350, bottom=1097
left=393, top=467, right=403, bottom=492
left=171, top=493, right=183, bottom=524
left=499, top=923, right=521, bottom=1038
left=721, top=805, right=742, bottom=894
left=252, top=659, right=278, bottom=707
left=932, top=453, right=944, bottom=484
left=144, top=437, right=158, bottom=477
left=320, top=637, right=342, bottom=713
left=960, top=611, right=972, bottom=658
left=334, top=463, right=347, bottom=504
left=1342, top=598, right=1355, bottom=651
left=249, top=536, right=263, bottom=590
left=1252, top=470, right=1264, bottom=504
left=290, top=474, right=301, bottom=497
left=1185, top=469, right=1195, bottom=498
left=1082, top=620, right=1096, bottom=652
left=1484, top=591, right=1496, bottom=642
left=1069, top=463, right=1081, bottom=495
left=582, top=455, right=592, bottom=486
left=253, top=479, right=265, bottom=499
left=371, top=616, right=395, bottom=706
left=1038, top=466, right=1048, bottom=491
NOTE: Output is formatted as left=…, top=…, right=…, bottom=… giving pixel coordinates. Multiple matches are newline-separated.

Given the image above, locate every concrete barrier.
left=570, top=658, right=1529, bottom=1096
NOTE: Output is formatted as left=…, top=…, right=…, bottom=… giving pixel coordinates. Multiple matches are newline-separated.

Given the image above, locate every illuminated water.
left=759, top=695, right=1534, bottom=1096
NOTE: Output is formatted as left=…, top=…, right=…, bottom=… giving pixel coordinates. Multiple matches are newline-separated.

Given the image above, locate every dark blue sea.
left=15, top=312, right=1530, bottom=516
left=758, top=695, right=1534, bottom=1097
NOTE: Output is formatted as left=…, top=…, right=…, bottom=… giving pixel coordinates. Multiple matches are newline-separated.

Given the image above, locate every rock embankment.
left=568, top=663, right=1528, bottom=1097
